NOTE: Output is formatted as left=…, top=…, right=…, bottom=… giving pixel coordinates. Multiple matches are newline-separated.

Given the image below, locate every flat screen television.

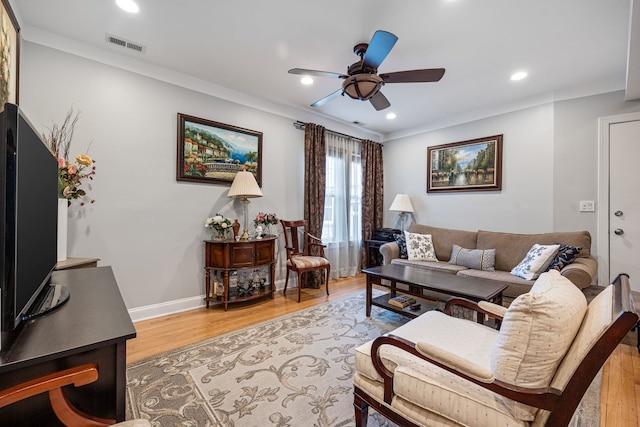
left=0, top=103, right=65, bottom=346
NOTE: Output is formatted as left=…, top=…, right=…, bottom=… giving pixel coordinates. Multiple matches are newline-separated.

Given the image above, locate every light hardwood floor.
left=127, top=275, right=640, bottom=427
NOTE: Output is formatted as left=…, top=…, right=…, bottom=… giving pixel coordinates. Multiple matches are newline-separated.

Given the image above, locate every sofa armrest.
left=379, top=242, right=400, bottom=265
left=561, top=256, right=597, bottom=289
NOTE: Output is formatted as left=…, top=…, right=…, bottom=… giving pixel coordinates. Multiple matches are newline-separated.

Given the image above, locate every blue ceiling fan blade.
left=362, top=30, right=398, bottom=69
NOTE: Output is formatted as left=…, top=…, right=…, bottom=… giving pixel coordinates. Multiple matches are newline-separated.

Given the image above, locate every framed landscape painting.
left=176, top=113, right=263, bottom=186
left=427, top=135, right=503, bottom=193
left=0, top=0, right=19, bottom=106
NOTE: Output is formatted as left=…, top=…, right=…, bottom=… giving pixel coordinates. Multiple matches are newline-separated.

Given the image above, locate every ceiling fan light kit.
left=342, top=74, right=383, bottom=101
left=289, top=30, right=445, bottom=112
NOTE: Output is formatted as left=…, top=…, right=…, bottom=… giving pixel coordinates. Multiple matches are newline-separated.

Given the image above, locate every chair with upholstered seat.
left=0, top=363, right=150, bottom=426
left=353, top=271, right=638, bottom=427
left=280, top=219, right=330, bottom=302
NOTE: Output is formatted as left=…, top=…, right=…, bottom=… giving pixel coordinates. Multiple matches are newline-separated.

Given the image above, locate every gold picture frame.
left=176, top=113, right=263, bottom=186
left=427, top=135, right=503, bottom=193
left=0, top=0, right=19, bottom=106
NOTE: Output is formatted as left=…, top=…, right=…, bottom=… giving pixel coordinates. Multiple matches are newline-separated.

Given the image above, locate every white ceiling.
left=10, top=0, right=639, bottom=139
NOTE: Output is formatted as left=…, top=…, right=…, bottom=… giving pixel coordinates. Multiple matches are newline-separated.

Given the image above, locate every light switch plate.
left=579, top=200, right=595, bottom=212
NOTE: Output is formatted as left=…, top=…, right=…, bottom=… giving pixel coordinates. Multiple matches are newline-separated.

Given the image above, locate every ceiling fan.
left=289, top=30, right=445, bottom=111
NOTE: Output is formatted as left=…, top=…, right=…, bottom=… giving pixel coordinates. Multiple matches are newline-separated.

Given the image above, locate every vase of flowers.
left=254, top=212, right=278, bottom=237
left=43, top=108, right=96, bottom=262
left=205, top=214, right=233, bottom=240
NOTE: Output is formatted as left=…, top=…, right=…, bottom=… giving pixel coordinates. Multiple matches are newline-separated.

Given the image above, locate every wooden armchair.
left=280, top=219, right=330, bottom=302
left=0, top=363, right=150, bottom=426
left=353, top=271, right=638, bottom=427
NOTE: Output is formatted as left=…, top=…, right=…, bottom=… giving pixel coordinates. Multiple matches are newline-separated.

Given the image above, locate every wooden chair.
left=0, top=363, right=150, bottom=426
left=353, top=272, right=639, bottom=427
left=280, top=219, right=330, bottom=302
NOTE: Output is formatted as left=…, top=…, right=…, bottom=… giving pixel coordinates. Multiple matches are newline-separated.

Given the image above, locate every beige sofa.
left=379, top=223, right=597, bottom=300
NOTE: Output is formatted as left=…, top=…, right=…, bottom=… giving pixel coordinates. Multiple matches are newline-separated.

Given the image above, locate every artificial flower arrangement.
left=254, top=212, right=278, bottom=227
left=205, top=214, right=233, bottom=232
left=44, top=108, right=96, bottom=206
left=57, top=154, right=96, bottom=204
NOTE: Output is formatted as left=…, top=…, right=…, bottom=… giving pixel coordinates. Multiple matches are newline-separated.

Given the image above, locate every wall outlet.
left=579, top=200, right=595, bottom=212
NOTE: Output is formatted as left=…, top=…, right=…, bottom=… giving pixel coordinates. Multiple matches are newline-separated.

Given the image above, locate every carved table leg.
left=223, top=270, right=230, bottom=311
left=205, top=268, right=211, bottom=308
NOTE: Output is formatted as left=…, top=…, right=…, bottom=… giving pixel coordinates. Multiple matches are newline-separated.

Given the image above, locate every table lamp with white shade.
left=389, top=194, right=414, bottom=232
left=227, top=171, right=262, bottom=240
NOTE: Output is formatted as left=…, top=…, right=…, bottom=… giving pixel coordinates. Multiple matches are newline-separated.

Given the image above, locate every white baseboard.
left=128, top=295, right=205, bottom=322
left=128, top=279, right=287, bottom=322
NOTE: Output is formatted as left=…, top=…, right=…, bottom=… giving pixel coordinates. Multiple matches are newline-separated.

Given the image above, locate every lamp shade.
left=389, top=194, right=414, bottom=213
left=227, top=171, right=263, bottom=199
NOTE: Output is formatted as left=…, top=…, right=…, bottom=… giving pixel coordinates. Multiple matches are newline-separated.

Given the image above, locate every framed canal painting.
left=427, top=135, right=503, bottom=193
left=177, top=113, right=262, bottom=186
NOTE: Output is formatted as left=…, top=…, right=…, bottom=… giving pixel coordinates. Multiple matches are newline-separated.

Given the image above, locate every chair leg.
left=297, top=271, right=303, bottom=302
left=354, top=393, right=369, bottom=427
left=324, top=266, right=330, bottom=296
left=284, top=269, right=290, bottom=296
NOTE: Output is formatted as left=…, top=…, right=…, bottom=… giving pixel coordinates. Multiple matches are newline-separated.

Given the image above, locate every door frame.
left=597, top=111, right=640, bottom=285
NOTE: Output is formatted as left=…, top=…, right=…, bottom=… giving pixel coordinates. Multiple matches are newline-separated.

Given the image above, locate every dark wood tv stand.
left=0, top=266, right=136, bottom=425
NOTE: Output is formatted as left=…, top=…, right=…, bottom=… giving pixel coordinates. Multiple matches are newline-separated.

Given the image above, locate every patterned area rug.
left=126, top=292, right=600, bottom=426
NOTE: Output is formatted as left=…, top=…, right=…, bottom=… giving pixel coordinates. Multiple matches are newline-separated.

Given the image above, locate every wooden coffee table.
left=362, top=264, right=508, bottom=319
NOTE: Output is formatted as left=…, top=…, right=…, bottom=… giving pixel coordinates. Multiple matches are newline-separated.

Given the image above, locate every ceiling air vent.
left=105, top=34, right=146, bottom=53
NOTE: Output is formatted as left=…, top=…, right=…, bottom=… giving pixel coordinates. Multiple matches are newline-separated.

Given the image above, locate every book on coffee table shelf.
left=388, top=295, right=417, bottom=308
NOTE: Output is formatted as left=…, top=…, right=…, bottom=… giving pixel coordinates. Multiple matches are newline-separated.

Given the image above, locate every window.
left=321, top=133, right=361, bottom=278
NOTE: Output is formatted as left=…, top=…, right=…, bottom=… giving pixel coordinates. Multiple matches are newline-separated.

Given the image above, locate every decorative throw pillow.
left=510, top=243, right=560, bottom=280
left=393, top=233, right=408, bottom=259
left=404, top=231, right=438, bottom=262
left=491, top=270, right=587, bottom=421
left=547, top=244, right=582, bottom=271
left=449, top=244, right=496, bottom=271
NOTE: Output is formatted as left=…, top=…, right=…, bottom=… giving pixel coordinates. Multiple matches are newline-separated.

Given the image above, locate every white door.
left=607, top=117, right=640, bottom=290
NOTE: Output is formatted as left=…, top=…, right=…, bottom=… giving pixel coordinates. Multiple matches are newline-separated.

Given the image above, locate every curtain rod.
left=294, top=121, right=372, bottom=144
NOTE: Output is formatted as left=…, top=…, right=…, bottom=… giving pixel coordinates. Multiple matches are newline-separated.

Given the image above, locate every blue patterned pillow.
left=393, top=233, right=408, bottom=259
left=548, top=244, right=582, bottom=271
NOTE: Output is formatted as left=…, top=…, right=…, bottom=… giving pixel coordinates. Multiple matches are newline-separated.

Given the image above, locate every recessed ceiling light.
left=510, top=71, right=528, bottom=81
left=386, top=112, right=396, bottom=120
left=300, top=76, right=313, bottom=85
left=116, top=0, right=140, bottom=13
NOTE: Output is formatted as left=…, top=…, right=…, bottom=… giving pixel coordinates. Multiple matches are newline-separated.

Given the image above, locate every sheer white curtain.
left=321, top=133, right=362, bottom=278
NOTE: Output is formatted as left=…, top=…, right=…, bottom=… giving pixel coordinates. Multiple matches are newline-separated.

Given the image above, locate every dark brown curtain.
left=361, top=139, right=384, bottom=268
left=303, top=123, right=326, bottom=288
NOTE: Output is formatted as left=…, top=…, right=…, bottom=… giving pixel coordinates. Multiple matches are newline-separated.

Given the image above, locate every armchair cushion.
left=286, top=255, right=330, bottom=269
left=355, top=310, right=499, bottom=384
left=415, top=341, right=495, bottom=382
left=490, top=270, right=587, bottom=421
